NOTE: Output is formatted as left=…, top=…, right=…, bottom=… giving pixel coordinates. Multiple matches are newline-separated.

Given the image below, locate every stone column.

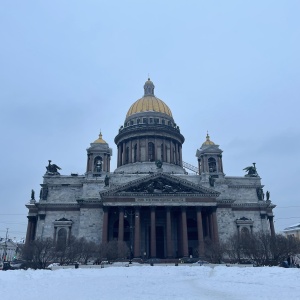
left=154, top=137, right=157, bottom=161
left=137, top=139, right=140, bottom=161
left=150, top=207, right=156, bottom=258
left=198, top=159, right=201, bottom=175
left=118, top=207, right=124, bottom=241
left=175, top=142, right=178, bottom=164
left=166, top=207, right=173, bottom=258
left=206, top=155, right=209, bottom=173
left=53, top=226, right=57, bottom=243
left=107, top=154, right=110, bottom=172
left=129, top=140, right=132, bottom=163
left=220, top=155, right=223, bottom=173
left=268, top=216, right=275, bottom=238
left=181, top=207, right=189, bottom=257
left=212, top=208, right=219, bottom=243
left=86, top=154, right=90, bottom=172
left=179, top=145, right=182, bottom=166
left=146, top=138, right=149, bottom=161
left=103, top=153, right=106, bottom=172
left=25, top=217, right=33, bottom=245
left=122, top=142, right=126, bottom=165
left=118, top=145, right=122, bottom=167
left=89, top=154, right=93, bottom=172
left=196, top=208, right=205, bottom=257
left=134, top=207, right=141, bottom=258
left=68, top=227, right=72, bottom=244
left=31, top=218, right=37, bottom=241
left=205, top=212, right=210, bottom=239
left=102, top=207, right=109, bottom=243
left=237, top=225, right=241, bottom=239
left=163, top=138, right=166, bottom=162
left=170, top=141, right=174, bottom=163
left=209, top=211, right=215, bottom=242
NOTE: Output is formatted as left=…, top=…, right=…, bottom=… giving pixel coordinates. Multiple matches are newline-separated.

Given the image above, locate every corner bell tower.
left=196, top=133, right=224, bottom=179
left=86, top=132, right=112, bottom=176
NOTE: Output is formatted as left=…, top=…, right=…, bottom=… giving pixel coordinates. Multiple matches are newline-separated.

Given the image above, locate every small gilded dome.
left=94, top=132, right=107, bottom=144
left=202, top=133, right=215, bottom=146
left=126, top=78, right=173, bottom=118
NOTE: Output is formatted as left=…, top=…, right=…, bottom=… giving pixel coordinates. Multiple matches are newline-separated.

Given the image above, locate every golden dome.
left=126, top=78, right=173, bottom=118
left=93, top=132, right=107, bottom=144
left=202, top=133, right=215, bottom=146
left=126, top=96, right=173, bottom=118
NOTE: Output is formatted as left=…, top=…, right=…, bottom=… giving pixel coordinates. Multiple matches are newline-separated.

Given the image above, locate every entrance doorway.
left=156, top=226, right=165, bottom=258
left=148, top=226, right=165, bottom=258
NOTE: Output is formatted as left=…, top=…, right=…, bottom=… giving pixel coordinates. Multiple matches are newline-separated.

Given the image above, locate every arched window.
left=56, top=228, right=67, bottom=250
left=148, top=142, right=155, bottom=162
left=125, top=147, right=129, bottom=164
left=133, top=144, right=137, bottom=163
left=208, top=157, right=217, bottom=173
left=94, top=156, right=103, bottom=172
left=241, top=227, right=250, bottom=236
left=161, top=144, right=164, bottom=161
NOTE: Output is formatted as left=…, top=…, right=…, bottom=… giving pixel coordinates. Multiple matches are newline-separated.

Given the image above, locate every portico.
left=100, top=172, right=220, bottom=259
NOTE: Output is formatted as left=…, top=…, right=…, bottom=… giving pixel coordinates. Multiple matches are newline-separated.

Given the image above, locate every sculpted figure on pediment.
left=124, top=178, right=198, bottom=194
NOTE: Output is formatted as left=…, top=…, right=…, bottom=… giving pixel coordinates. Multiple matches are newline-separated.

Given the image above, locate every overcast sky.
left=0, top=1, right=299, bottom=239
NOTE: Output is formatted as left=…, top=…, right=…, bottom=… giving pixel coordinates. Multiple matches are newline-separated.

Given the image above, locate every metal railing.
left=182, top=161, right=198, bottom=174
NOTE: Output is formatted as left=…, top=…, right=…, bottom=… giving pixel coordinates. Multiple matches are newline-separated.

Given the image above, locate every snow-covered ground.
left=0, top=264, right=299, bottom=300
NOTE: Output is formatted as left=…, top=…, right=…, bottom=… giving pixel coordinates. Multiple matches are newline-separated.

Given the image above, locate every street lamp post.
left=3, top=228, right=8, bottom=262
left=124, top=209, right=138, bottom=263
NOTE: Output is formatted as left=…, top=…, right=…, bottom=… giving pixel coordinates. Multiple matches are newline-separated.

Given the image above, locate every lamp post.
left=124, top=209, right=138, bottom=263
left=3, top=228, right=8, bottom=262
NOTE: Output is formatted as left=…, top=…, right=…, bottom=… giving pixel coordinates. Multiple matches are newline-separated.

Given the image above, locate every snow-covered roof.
left=283, top=222, right=300, bottom=232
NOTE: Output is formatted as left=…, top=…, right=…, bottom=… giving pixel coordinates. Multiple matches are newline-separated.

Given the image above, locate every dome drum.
left=115, top=78, right=185, bottom=173
left=115, top=123, right=184, bottom=145
left=115, top=135, right=183, bottom=170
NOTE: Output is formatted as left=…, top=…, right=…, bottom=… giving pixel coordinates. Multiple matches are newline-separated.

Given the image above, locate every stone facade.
left=25, top=79, right=275, bottom=259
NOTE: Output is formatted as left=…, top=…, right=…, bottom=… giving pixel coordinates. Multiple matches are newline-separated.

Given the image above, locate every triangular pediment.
left=100, top=173, right=219, bottom=197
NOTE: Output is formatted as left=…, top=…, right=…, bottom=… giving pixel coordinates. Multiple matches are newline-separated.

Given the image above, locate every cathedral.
left=25, top=79, right=275, bottom=259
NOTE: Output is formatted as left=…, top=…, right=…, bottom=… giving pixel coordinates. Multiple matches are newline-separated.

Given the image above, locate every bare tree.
left=20, top=238, right=55, bottom=269
left=204, top=238, right=225, bottom=263
left=97, top=241, right=130, bottom=262
left=270, top=234, right=300, bottom=265
left=55, top=235, right=82, bottom=265
left=224, top=233, right=242, bottom=263
left=76, top=237, right=98, bottom=264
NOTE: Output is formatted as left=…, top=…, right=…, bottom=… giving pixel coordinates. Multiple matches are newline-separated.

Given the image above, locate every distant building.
left=0, top=238, right=18, bottom=261
left=283, top=223, right=300, bottom=239
left=25, top=79, right=276, bottom=259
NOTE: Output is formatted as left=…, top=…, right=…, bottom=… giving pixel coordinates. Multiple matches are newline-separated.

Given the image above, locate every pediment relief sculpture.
left=123, top=178, right=200, bottom=194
